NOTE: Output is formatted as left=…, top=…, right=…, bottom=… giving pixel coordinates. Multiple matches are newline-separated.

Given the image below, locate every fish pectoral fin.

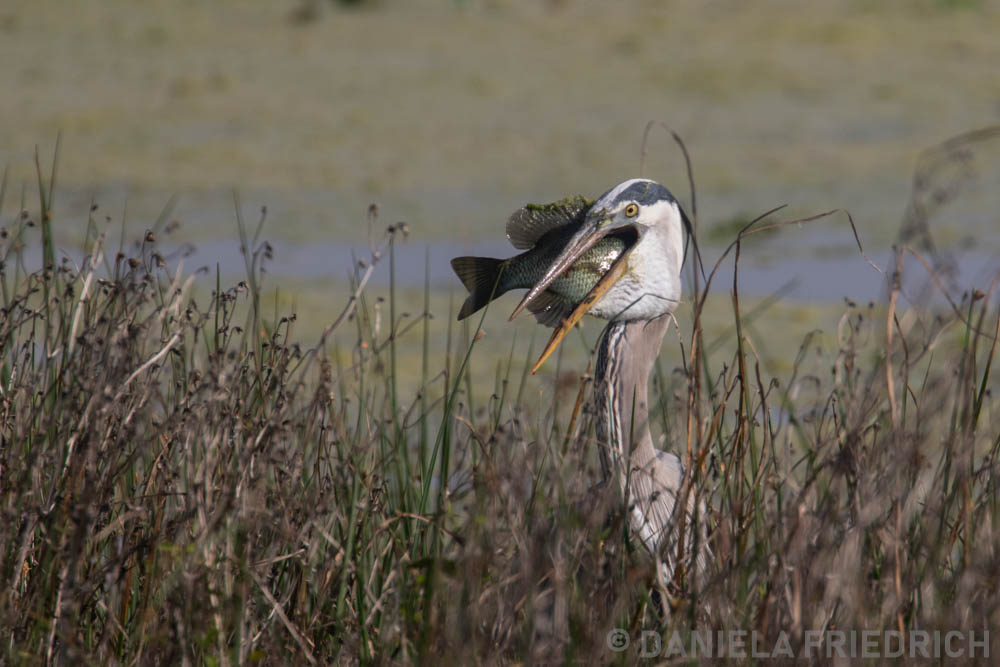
left=525, top=290, right=575, bottom=328
left=505, top=195, right=594, bottom=250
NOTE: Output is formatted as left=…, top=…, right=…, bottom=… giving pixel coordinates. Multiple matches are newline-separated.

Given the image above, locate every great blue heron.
left=512, top=178, right=708, bottom=589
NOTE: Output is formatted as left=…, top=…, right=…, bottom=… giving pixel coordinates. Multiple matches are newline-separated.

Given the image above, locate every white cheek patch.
left=638, top=200, right=686, bottom=273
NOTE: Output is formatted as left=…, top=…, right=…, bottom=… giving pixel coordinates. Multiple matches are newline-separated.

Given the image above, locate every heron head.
left=515, top=178, right=692, bottom=373
left=513, top=179, right=688, bottom=318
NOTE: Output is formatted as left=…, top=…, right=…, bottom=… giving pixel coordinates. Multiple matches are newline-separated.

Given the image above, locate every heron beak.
left=530, top=251, right=629, bottom=374
left=509, top=208, right=617, bottom=321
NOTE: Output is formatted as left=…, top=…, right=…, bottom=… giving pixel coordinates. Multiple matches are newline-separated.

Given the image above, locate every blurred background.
left=2, top=0, right=999, bottom=374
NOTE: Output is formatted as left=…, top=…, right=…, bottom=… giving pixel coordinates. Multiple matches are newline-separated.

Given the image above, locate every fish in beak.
left=509, top=207, right=618, bottom=321
left=510, top=206, right=636, bottom=373
left=530, top=250, right=630, bottom=374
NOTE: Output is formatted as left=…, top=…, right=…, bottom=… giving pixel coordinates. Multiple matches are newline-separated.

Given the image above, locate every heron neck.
left=594, top=316, right=672, bottom=481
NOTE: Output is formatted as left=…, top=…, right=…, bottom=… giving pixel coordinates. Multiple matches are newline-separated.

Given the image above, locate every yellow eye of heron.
left=624, top=204, right=639, bottom=218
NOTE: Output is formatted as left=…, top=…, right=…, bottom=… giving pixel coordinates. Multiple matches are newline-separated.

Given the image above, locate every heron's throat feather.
left=594, top=318, right=671, bottom=479
left=595, top=321, right=628, bottom=479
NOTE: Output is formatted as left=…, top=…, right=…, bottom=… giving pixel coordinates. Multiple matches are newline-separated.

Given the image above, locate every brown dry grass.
left=2, top=132, right=998, bottom=664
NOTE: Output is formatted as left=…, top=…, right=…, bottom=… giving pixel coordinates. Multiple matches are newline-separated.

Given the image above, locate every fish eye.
left=624, top=204, right=639, bottom=218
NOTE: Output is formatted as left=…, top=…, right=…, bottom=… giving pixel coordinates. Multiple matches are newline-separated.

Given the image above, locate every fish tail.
left=451, top=256, right=508, bottom=320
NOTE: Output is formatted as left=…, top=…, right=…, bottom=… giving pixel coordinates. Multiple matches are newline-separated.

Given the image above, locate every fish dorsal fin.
left=506, top=195, right=593, bottom=250
left=526, top=290, right=575, bottom=329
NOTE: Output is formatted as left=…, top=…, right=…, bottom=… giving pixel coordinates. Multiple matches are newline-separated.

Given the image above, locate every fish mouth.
left=520, top=224, right=641, bottom=374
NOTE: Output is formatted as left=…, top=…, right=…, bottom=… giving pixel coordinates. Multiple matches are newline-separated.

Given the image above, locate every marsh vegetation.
left=2, top=127, right=998, bottom=663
